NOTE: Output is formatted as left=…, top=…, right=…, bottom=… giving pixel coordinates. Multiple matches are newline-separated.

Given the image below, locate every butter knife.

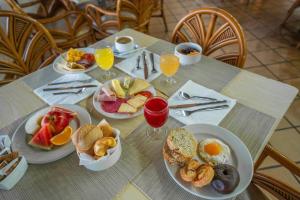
left=142, top=51, right=148, bottom=79
left=169, top=100, right=227, bottom=109
left=43, top=84, right=98, bottom=91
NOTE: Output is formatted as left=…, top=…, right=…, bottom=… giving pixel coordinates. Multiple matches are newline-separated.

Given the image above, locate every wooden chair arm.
left=85, top=3, right=117, bottom=17
left=38, top=10, right=92, bottom=25
left=18, top=0, right=41, bottom=8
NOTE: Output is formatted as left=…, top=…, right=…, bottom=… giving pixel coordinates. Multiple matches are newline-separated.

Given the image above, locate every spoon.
left=179, top=91, right=217, bottom=101
left=52, top=88, right=86, bottom=95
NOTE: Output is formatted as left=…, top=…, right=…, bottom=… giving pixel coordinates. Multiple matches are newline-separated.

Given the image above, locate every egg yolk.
left=204, top=142, right=221, bottom=155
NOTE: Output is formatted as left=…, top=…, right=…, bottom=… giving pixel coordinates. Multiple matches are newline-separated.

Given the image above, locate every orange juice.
left=160, top=54, right=180, bottom=77
left=95, top=48, right=114, bottom=71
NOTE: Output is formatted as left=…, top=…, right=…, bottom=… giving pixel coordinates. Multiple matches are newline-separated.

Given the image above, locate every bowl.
left=174, top=42, right=202, bottom=65
left=79, top=128, right=121, bottom=171
left=114, top=36, right=135, bottom=53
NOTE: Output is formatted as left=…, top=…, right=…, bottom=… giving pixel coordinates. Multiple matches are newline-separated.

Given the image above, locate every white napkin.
left=115, top=50, right=162, bottom=82
left=34, top=74, right=101, bottom=105
left=169, top=80, right=236, bottom=125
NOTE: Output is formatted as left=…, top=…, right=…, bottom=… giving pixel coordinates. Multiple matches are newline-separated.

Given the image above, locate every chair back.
left=171, top=7, right=247, bottom=68
left=0, top=11, right=58, bottom=85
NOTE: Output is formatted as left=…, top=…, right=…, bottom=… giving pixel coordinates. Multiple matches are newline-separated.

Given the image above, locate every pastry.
left=98, top=119, right=114, bottom=137
left=192, top=164, right=214, bottom=188
left=77, top=125, right=103, bottom=152
left=179, top=159, right=201, bottom=182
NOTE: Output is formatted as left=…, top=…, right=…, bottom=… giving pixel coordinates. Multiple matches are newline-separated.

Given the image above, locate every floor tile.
left=262, top=37, right=291, bottom=49
left=283, top=78, right=300, bottom=95
left=252, top=50, right=285, bottom=65
left=275, top=47, right=300, bottom=61
left=247, top=40, right=271, bottom=52
left=247, top=66, right=278, bottom=80
left=285, top=99, right=300, bottom=126
left=269, top=128, right=300, bottom=161
left=276, top=117, right=292, bottom=130
left=266, top=62, right=300, bottom=80
left=244, top=53, right=262, bottom=68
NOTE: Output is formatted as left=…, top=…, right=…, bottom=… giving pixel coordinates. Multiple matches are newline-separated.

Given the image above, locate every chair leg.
left=160, top=0, right=168, bottom=32
left=281, top=0, right=300, bottom=26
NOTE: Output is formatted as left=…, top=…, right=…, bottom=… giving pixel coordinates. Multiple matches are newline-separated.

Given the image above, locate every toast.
left=163, top=143, right=189, bottom=166
left=166, top=128, right=197, bottom=159
left=77, top=124, right=103, bottom=152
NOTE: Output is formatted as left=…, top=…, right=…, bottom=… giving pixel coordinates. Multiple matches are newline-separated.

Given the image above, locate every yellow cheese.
left=128, top=79, right=150, bottom=96
left=111, top=79, right=126, bottom=98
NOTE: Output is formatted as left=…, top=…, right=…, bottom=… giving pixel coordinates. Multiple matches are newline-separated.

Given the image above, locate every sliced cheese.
left=111, top=79, right=126, bottom=98
left=117, top=103, right=137, bottom=113
left=127, top=95, right=147, bottom=109
left=128, top=79, right=150, bottom=96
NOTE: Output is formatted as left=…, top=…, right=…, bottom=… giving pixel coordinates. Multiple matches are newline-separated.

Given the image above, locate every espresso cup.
left=114, top=36, right=134, bottom=52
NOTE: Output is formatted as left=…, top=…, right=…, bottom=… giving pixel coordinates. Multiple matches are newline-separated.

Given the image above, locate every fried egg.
left=198, top=138, right=231, bottom=165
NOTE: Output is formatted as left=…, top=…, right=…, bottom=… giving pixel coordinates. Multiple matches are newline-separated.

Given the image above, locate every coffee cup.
left=114, top=36, right=134, bottom=53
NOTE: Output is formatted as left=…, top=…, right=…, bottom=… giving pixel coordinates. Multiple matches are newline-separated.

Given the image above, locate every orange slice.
left=50, top=126, right=72, bottom=146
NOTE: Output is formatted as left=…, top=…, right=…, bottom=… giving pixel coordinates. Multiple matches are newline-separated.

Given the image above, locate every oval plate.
left=12, top=104, right=91, bottom=164
left=93, top=77, right=156, bottom=119
left=164, top=124, right=253, bottom=200
left=53, top=48, right=97, bottom=74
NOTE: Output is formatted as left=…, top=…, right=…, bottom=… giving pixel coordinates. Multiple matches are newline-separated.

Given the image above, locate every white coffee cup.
left=114, top=36, right=134, bottom=53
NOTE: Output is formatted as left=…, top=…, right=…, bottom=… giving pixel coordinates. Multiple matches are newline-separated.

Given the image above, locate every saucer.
left=113, top=44, right=140, bottom=58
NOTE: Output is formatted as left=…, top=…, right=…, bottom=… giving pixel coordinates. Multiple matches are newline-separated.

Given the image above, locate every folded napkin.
left=34, top=74, right=101, bottom=105
left=169, top=80, right=236, bottom=125
left=115, top=50, right=162, bottom=82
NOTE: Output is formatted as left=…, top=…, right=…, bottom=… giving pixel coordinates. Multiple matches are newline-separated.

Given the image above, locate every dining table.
left=0, top=28, right=298, bottom=200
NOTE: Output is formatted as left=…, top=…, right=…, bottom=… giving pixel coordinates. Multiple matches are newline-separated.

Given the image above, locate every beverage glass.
left=144, top=97, right=169, bottom=139
left=95, top=47, right=116, bottom=80
left=160, top=53, right=180, bottom=84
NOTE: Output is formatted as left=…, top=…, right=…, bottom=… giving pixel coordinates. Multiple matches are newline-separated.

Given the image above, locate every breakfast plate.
left=163, top=124, right=253, bottom=200
left=93, top=77, right=156, bottom=119
left=11, top=104, right=91, bottom=164
left=53, top=48, right=97, bottom=74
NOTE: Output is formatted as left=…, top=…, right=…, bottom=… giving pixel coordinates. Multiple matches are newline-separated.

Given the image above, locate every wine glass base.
left=146, top=127, right=167, bottom=140
left=165, top=77, right=176, bottom=85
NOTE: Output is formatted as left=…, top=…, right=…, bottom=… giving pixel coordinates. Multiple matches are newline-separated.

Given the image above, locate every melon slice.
left=28, top=124, right=53, bottom=150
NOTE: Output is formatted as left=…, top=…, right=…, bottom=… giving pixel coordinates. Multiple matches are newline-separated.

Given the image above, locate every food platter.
left=93, top=77, right=156, bottom=119
left=11, top=104, right=91, bottom=164
left=53, top=48, right=97, bottom=74
left=163, top=124, right=253, bottom=200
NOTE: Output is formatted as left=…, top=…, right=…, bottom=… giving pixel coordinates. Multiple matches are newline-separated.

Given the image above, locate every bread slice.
left=128, top=79, right=150, bottom=96
left=167, top=128, right=197, bottom=159
left=127, top=94, right=147, bottom=109
left=117, top=103, right=137, bottom=113
left=77, top=124, right=103, bottom=152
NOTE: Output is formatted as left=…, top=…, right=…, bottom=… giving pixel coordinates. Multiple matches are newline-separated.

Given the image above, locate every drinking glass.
left=95, top=47, right=116, bottom=80
left=160, top=53, right=180, bottom=84
left=144, top=97, right=169, bottom=139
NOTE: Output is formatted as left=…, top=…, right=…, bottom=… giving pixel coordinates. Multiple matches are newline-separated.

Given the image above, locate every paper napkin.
left=115, top=50, right=162, bottom=82
left=34, top=74, right=101, bottom=105
left=169, top=80, right=236, bottom=125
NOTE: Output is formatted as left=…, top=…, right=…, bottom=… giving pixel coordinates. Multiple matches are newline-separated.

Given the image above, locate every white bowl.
left=174, top=42, right=202, bottom=66
left=81, top=128, right=121, bottom=171
left=114, top=36, right=134, bottom=53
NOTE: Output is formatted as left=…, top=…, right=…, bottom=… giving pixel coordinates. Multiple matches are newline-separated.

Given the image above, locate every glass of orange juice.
left=160, top=53, right=180, bottom=84
left=95, top=47, right=116, bottom=80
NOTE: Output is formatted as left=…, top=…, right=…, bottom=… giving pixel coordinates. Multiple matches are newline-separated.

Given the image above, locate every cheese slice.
left=117, top=103, right=137, bottom=113
left=111, top=79, right=126, bottom=98
left=128, top=79, right=150, bottom=96
left=127, top=95, right=147, bottom=109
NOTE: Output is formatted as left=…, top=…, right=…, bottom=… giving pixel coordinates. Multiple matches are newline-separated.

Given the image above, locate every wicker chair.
left=85, top=0, right=155, bottom=39
left=152, top=0, right=168, bottom=32
left=171, top=7, right=247, bottom=68
left=0, top=11, right=59, bottom=85
left=237, top=144, right=300, bottom=200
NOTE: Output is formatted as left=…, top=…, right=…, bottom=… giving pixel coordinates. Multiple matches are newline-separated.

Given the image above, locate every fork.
left=52, top=88, right=86, bottom=95
left=175, top=105, right=229, bottom=117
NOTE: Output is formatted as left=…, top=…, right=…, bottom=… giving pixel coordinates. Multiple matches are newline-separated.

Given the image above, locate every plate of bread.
left=163, top=124, right=253, bottom=199
left=93, top=76, right=156, bottom=119
left=53, top=48, right=96, bottom=74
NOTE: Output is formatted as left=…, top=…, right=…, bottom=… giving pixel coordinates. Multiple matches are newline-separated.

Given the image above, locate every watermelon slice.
left=28, top=124, right=53, bottom=150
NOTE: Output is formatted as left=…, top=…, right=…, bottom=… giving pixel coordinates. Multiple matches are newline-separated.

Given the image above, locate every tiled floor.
left=148, top=0, right=300, bottom=198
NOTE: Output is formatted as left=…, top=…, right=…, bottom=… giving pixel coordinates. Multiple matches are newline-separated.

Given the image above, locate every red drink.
left=144, top=97, right=169, bottom=128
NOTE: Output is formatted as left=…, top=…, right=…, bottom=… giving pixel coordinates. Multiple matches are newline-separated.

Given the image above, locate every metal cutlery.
left=52, top=88, right=86, bottom=95
left=150, top=52, right=157, bottom=74
left=43, top=84, right=97, bottom=91
left=142, top=51, right=149, bottom=79
left=115, top=46, right=145, bottom=57
left=179, top=91, right=218, bottom=101
left=48, top=79, right=93, bottom=85
left=169, top=100, right=227, bottom=109
left=132, top=55, right=141, bottom=73
left=175, top=105, right=229, bottom=117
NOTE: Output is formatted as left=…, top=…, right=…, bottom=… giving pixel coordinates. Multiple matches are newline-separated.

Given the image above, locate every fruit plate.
left=11, top=104, right=91, bottom=164
left=163, top=124, right=253, bottom=200
left=93, top=77, right=156, bottom=119
left=53, top=48, right=97, bottom=74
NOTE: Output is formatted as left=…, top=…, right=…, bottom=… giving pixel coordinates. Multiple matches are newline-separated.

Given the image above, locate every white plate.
left=113, top=44, right=141, bottom=59
left=93, top=77, right=156, bottom=119
left=164, top=124, right=253, bottom=200
left=12, top=104, right=91, bottom=164
left=53, top=48, right=97, bottom=74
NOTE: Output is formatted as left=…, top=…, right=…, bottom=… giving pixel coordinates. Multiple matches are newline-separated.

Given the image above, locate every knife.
left=43, top=84, right=98, bottom=91
left=142, top=51, right=148, bottom=80
left=169, top=100, right=227, bottom=109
